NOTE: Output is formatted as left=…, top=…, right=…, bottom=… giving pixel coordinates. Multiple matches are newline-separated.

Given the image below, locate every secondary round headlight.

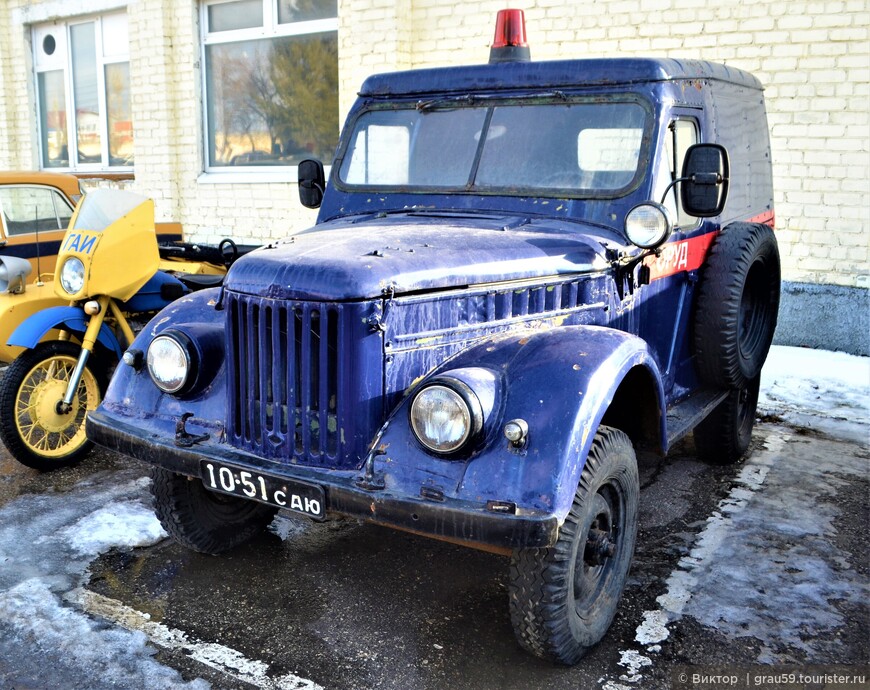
left=147, top=335, right=190, bottom=394
left=410, top=384, right=473, bottom=454
left=59, top=257, right=86, bottom=295
left=625, top=202, right=673, bottom=249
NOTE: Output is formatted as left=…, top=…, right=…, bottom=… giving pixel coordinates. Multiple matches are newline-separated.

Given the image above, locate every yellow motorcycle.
left=0, top=189, right=239, bottom=470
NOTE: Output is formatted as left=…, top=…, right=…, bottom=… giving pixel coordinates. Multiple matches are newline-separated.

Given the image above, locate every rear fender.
left=0, top=284, right=66, bottom=363
left=369, top=325, right=666, bottom=523
left=7, top=306, right=122, bottom=357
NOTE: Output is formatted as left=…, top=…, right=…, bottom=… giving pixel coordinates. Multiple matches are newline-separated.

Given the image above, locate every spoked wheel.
left=509, top=426, right=639, bottom=664
left=0, top=341, right=105, bottom=471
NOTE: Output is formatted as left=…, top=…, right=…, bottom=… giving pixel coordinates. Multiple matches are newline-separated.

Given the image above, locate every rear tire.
left=150, top=467, right=278, bottom=554
left=693, top=375, right=760, bottom=464
left=694, top=222, right=780, bottom=389
left=508, top=426, right=638, bottom=664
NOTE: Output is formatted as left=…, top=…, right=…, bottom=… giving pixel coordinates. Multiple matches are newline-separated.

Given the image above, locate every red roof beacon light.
left=489, top=9, right=531, bottom=64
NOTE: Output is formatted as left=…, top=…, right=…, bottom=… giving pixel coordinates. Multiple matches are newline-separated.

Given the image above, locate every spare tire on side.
left=694, top=222, right=781, bottom=389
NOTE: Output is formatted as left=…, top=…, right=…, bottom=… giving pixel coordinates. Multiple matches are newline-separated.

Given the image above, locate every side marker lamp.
left=504, top=418, right=529, bottom=446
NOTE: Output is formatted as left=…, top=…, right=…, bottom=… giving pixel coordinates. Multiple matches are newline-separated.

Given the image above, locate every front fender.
left=7, top=306, right=123, bottom=357
left=369, top=325, right=665, bottom=523
left=101, top=288, right=227, bottom=421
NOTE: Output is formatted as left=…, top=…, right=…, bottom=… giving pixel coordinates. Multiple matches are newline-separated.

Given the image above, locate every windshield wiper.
left=416, top=94, right=474, bottom=111
left=416, top=91, right=570, bottom=111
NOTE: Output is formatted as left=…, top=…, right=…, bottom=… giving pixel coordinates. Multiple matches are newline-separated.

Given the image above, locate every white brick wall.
left=395, top=0, right=870, bottom=289
left=0, top=0, right=867, bottom=288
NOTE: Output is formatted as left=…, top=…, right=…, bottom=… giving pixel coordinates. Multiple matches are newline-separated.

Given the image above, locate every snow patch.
left=0, top=578, right=208, bottom=690
left=269, top=513, right=309, bottom=541
left=57, top=500, right=167, bottom=556
left=616, top=650, right=652, bottom=683
left=0, top=472, right=201, bottom=688
left=760, top=345, right=869, bottom=442
left=682, top=433, right=868, bottom=662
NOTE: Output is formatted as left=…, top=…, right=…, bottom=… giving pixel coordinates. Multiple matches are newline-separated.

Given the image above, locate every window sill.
left=74, top=172, right=135, bottom=181
left=197, top=171, right=298, bottom=185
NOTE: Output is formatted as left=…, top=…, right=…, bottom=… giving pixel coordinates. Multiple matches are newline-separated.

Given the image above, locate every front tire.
left=150, top=467, right=278, bottom=555
left=508, top=426, right=639, bottom=664
left=0, top=341, right=105, bottom=471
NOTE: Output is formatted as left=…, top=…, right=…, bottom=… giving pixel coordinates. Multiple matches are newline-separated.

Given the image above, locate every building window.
left=202, top=0, right=339, bottom=171
left=33, top=13, right=133, bottom=171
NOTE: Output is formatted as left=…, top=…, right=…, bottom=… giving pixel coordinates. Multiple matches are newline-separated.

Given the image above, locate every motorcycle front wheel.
left=0, top=341, right=106, bottom=471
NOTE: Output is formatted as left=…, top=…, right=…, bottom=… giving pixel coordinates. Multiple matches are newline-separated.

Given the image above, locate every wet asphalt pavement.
left=0, top=415, right=868, bottom=689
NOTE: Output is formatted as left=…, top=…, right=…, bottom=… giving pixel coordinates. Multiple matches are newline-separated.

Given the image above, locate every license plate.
left=200, top=461, right=326, bottom=520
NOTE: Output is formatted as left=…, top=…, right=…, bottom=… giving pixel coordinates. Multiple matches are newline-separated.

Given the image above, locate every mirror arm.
left=659, top=176, right=689, bottom=205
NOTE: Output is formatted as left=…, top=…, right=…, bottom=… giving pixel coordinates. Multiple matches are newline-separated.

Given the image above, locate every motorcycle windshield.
left=72, top=189, right=149, bottom=232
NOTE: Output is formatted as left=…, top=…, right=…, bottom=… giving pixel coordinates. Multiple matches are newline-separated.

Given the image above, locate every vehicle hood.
left=225, top=213, right=615, bottom=301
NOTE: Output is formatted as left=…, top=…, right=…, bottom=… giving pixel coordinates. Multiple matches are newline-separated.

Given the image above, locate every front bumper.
left=87, top=410, right=559, bottom=551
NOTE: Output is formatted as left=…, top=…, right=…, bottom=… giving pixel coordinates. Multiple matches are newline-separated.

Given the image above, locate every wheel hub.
left=584, top=524, right=616, bottom=567
left=32, top=379, right=77, bottom=433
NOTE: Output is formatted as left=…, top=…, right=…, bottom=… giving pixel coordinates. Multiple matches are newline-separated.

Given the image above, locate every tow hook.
left=356, top=450, right=386, bottom=491
left=175, top=412, right=209, bottom=448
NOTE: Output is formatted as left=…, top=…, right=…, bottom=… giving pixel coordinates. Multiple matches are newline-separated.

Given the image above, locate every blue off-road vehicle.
left=88, top=11, right=780, bottom=664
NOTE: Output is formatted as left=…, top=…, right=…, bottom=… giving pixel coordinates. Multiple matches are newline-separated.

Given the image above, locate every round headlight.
left=147, top=335, right=190, bottom=394
left=59, top=257, right=86, bottom=295
left=625, top=202, right=673, bottom=249
left=410, top=384, right=474, bottom=454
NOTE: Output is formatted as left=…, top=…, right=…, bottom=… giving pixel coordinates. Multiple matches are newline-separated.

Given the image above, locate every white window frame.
left=198, top=0, right=338, bottom=183
left=32, top=12, right=133, bottom=173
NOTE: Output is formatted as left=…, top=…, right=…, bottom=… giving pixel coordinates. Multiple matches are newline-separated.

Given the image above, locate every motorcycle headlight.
left=147, top=334, right=192, bottom=394
left=410, top=381, right=483, bottom=455
left=59, top=257, right=86, bottom=295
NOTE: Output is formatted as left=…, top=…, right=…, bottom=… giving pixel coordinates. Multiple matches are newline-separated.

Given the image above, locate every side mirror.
left=680, top=144, right=729, bottom=217
left=298, top=159, right=325, bottom=209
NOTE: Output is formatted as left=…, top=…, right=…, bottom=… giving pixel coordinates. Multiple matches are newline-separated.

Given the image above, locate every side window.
left=665, top=119, right=699, bottom=227
left=0, top=187, right=74, bottom=236
left=576, top=127, right=644, bottom=190
left=343, top=125, right=411, bottom=185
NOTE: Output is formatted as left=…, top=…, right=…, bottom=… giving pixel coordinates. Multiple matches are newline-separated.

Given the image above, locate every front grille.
left=227, top=294, right=353, bottom=467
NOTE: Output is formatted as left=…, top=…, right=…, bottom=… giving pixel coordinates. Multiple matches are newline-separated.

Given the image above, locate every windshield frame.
left=332, top=93, right=655, bottom=200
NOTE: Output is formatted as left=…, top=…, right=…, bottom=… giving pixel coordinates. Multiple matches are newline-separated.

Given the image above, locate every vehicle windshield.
left=337, top=98, right=649, bottom=197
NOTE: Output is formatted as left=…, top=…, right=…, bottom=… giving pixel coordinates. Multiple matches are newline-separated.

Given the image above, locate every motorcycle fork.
left=59, top=296, right=131, bottom=413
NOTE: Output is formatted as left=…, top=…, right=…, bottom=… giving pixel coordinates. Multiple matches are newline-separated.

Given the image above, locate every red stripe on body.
left=747, top=210, right=775, bottom=227
left=645, top=210, right=775, bottom=282
left=645, top=232, right=717, bottom=281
